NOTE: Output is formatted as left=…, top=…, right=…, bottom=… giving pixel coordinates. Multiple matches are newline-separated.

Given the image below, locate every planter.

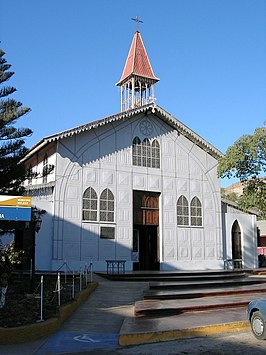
left=0, top=282, right=98, bottom=344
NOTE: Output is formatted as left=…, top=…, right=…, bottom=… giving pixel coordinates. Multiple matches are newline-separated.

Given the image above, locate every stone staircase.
left=97, top=269, right=266, bottom=318
left=134, top=270, right=266, bottom=317
left=98, top=269, right=246, bottom=282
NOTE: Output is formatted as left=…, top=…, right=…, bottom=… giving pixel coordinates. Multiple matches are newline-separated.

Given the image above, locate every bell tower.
left=116, top=17, right=159, bottom=111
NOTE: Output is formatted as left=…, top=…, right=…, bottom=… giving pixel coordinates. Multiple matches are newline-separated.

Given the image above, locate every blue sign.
left=0, top=206, right=31, bottom=221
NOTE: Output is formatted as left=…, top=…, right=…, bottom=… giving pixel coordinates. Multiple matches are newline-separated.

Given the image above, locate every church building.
left=21, top=28, right=258, bottom=272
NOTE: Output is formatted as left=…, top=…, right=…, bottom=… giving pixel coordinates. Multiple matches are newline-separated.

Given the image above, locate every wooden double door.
left=133, top=191, right=160, bottom=271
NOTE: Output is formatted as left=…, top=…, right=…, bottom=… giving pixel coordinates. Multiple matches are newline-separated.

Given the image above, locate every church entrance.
left=133, top=190, right=160, bottom=271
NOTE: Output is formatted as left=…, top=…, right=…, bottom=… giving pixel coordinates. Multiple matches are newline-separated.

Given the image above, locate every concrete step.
left=143, top=283, right=266, bottom=300
left=134, top=292, right=265, bottom=317
left=119, top=308, right=249, bottom=346
left=148, top=277, right=266, bottom=290
left=96, top=270, right=248, bottom=282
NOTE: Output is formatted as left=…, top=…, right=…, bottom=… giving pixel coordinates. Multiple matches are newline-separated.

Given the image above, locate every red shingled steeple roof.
left=116, top=31, right=159, bottom=86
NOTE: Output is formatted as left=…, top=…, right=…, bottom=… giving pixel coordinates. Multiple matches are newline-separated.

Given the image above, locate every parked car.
left=247, top=299, right=266, bottom=340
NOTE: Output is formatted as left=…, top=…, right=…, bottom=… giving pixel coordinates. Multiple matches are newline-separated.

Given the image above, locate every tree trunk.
left=0, top=286, right=8, bottom=308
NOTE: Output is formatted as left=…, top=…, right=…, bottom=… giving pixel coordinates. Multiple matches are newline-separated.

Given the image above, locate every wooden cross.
left=131, top=16, right=144, bottom=31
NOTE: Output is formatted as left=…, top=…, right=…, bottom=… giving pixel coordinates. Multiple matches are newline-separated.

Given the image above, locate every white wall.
left=30, top=187, right=54, bottom=271
left=222, top=203, right=258, bottom=269
left=49, top=112, right=223, bottom=271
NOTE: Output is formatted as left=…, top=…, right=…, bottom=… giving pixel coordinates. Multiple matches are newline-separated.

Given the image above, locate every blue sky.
left=1, top=0, right=266, bottom=186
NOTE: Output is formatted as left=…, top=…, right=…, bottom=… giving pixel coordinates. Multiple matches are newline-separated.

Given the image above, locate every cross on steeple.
left=131, top=16, right=143, bottom=32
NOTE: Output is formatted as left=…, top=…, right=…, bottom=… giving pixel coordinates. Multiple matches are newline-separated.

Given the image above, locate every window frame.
left=177, top=195, right=203, bottom=227
left=132, top=136, right=160, bottom=168
left=190, top=196, right=203, bottom=227
left=100, top=226, right=115, bottom=239
left=42, top=154, right=48, bottom=184
left=82, top=187, right=98, bottom=221
left=100, top=188, right=115, bottom=222
left=177, top=195, right=189, bottom=226
left=132, top=136, right=142, bottom=166
left=151, top=139, right=160, bottom=168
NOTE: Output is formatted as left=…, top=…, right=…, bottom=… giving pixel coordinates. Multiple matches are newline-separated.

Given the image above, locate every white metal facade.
left=20, top=105, right=259, bottom=272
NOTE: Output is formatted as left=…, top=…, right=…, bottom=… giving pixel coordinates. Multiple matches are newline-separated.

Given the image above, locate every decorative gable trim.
left=23, top=104, right=223, bottom=161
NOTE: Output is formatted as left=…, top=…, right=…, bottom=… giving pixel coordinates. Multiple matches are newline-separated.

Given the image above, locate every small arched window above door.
left=142, top=138, right=150, bottom=167
left=132, top=136, right=142, bottom=166
left=151, top=140, right=160, bottom=168
left=132, top=137, right=160, bottom=168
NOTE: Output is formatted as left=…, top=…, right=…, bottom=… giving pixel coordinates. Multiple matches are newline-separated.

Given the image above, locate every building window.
left=28, top=164, right=33, bottom=185
left=132, top=137, right=160, bottom=168
left=142, top=138, right=150, bottom=167
left=100, top=188, right=114, bottom=222
left=83, top=187, right=98, bottom=221
left=151, top=139, right=160, bottom=168
left=100, top=226, right=115, bottom=239
left=42, top=154, right=48, bottom=184
left=190, top=197, right=202, bottom=226
left=132, top=136, right=142, bottom=166
left=177, top=195, right=189, bottom=226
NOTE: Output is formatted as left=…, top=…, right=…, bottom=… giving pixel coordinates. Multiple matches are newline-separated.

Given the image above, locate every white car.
left=247, top=299, right=266, bottom=340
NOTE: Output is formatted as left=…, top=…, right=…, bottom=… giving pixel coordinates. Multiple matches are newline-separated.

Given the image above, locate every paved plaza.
left=0, top=273, right=265, bottom=354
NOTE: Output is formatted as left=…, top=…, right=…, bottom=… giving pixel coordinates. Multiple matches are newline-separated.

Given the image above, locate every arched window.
left=190, top=197, right=202, bottom=226
left=142, top=138, right=150, bottom=167
left=151, top=139, right=160, bottom=168
left=132, top=137, right=160, bottom=169
left=28, top=164, right=33, bottom=185
left=232, top=220, right=242, bottom=268
left=42, top=154, right=48, bottom=184
left=82, top=187, right=98, bottom=221
left=177, top=195, right=189, bottom=226
left=100, top=188, right=114, bottom=222
left=132, top=137, right=142, bottom=166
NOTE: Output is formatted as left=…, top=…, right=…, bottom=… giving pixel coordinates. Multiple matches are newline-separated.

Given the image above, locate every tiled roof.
left=22, top=104, right=223, bottom=161
left=116, top=31, right=159, bottom=86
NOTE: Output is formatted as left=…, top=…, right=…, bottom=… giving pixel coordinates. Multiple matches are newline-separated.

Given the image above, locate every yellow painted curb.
left=119, top=320, right=250, bottom=346
left=0, top=282, right=98, bottom=345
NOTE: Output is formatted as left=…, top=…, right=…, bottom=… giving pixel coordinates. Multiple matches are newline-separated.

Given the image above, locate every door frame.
left=133, top=190, right=160, bottom=271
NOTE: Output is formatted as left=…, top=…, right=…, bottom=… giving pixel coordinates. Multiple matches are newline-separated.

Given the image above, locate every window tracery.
left=82, top=187, right=98, bottom=221
left=132, top=136, right=160, bottom=168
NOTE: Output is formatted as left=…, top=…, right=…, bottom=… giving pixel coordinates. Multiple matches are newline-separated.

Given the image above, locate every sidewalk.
left=0, top=274, right=251, bottom=354
left=0, top=275, right=149, bottom=354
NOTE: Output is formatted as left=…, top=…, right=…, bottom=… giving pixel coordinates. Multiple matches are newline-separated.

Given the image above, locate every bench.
left=224, top=258, right=243, bottom=270
left=106, top=260, right=126, bottom=274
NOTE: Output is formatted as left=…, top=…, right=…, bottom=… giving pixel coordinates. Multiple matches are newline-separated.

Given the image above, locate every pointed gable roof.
left=22, top=104, right=223, bottom=162
left=116, top=31, right=159, bottom=86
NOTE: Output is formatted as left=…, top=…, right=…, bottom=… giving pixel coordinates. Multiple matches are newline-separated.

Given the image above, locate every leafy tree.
left=0, top=49, right=32, bottom=195
left=218, top=125, right=266, bottom=218
left=221, top=189, right=239, bottom=203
